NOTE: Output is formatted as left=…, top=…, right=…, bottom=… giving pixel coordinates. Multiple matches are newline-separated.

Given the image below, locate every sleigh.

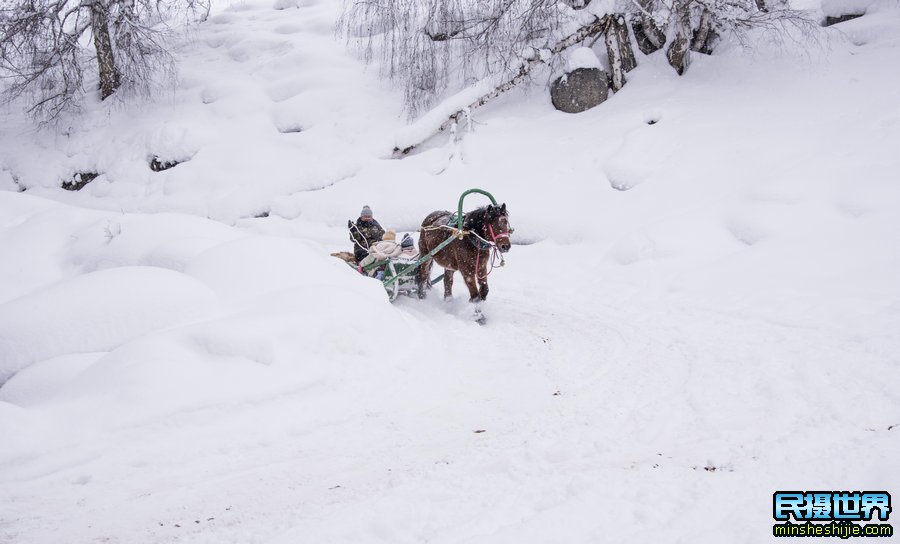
left=338, top=189, right=505, bottom=303
left=361, top=256, right=439, bottom=302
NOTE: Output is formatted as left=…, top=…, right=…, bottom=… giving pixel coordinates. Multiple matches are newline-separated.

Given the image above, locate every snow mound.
left=0, top=353, right=104, bottom=407
left=1, top=1, right=899, bottom=543
left=184, top=236, right=354, bottom=301
left=567, top=46, right=602, bottom=70
left=822, top=0, right=875, bottom=16
left=0, top=266, right=216, bottom=384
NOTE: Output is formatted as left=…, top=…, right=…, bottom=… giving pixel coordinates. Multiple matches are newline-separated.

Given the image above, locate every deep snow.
left=1, top=0, right=899, bottom=542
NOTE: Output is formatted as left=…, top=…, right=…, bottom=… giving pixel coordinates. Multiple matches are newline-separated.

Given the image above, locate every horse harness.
left=426, top=212, right=508, bottom=279
left=444, top=213, right=487, bottom=250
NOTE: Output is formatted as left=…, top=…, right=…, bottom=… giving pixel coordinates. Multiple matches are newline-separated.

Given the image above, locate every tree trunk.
left=114, top=0, right=138, bottom=50
left=666, top=0, right=692, bottom=76
left=90, top=0, right=120, bottom=100
left=614, top=14, right=637, bottom=71
left=604, top=15, right=634, bottom=92
left=631, top=0, right=666, bottom=55
left=691, top=9, right=716, bottom=54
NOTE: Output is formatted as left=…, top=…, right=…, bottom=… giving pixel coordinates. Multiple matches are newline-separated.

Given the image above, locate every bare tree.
left=692, top=0, right=816, bottom=50
left=90, top=0, right=121, bottom=99
left=341, top=0, right=817, bottom=152
left=339, top=0, right=566, bottom=117
left=0, top=0, right=207, bottom=119
left=394, top=14, right=611, bottom=155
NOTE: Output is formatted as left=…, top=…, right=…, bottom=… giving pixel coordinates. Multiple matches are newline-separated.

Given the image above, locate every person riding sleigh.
left=349, top=205, right=385, bottom=264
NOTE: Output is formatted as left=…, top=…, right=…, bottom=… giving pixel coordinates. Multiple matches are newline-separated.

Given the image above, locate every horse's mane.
left=462, top=205, right=504, bottom=232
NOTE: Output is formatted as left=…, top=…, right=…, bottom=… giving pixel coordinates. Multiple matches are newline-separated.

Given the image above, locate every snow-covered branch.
left=392, top=14, right=610, bottom=156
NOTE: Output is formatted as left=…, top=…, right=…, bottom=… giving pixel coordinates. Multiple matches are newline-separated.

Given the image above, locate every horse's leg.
left=462, top=272, right=481, bottom=303
left=417, top=257, right=432, bottom=299
left=477, top=250, right=489, bottom=300
left=464, top=271, right=487, bottom=324
left=443, top=269, right=454, bottom=299
left=478, top=278, right=489, bottom=301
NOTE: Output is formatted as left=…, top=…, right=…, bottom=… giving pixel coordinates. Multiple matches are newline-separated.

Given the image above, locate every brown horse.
left=417, top=203, right=513, bottom=303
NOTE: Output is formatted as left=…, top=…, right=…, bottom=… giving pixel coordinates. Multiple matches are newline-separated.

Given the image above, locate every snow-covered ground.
left=1, top=0, right=899, bottom=542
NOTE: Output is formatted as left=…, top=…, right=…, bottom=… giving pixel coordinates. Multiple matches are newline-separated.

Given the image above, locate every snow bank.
left=821, top=0, right=876, bottom=16
left=65, top=212, right=242, bottom=273
left=0, top=195, right=106, bottom=304
left=0, top=353, right=104, bottom=407
left=0, top=168, right=16, bottom=191
left=0, top=0, right=406, bottom=223
left=0, top=1, right=899, bottom=543
left=185, top=235, right=357, bottom=301
left=0, top=266, right=216, bottom=384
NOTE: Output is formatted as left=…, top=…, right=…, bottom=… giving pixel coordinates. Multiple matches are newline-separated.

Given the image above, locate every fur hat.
left=360, top=205, right=373, bottom=218
left=383, top=229, right=396, bottom=241
left=401, top=233, right=414, bottom=248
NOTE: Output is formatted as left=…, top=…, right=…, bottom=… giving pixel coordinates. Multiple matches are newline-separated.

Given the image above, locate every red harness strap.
left=475, top=224, right=509, bottom=280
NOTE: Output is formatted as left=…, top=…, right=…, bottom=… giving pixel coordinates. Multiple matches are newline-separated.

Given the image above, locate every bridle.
left=483, top=211, right=513, bottom=244
left=474, top=213, right=513, bottom=279
left=486, top=223, right=511, bottom=245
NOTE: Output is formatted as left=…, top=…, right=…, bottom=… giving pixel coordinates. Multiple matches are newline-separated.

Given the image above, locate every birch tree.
left=0, top=0, right=207, bottom=119
left=340, top=0, right=816, bottom=153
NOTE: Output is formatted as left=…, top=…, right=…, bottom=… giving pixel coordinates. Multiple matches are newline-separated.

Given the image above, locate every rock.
left=823, top=12, right=864, bottom=26
left=821, top=0, right=869, bottom=26
left=149, top=156, right=181, bottom=172
left=550, top=68, right=609, bottom=114
left=61, top=172, right=98, bottom=191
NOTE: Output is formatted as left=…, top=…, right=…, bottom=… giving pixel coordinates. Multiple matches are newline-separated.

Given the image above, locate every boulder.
left=61, top=172, right=99, bottom=191
left=550, top=68, right=609, bottom=114
left=823, top=12, right=864, bottom=26
left=821, top=0, right=869, bottom=26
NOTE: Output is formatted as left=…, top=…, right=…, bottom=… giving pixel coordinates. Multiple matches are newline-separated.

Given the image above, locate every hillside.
left=1, top=0, right=899, bottom=542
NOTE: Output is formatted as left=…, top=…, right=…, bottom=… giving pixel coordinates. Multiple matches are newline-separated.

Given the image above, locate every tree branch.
left=393, top=14, right=610, bottom=157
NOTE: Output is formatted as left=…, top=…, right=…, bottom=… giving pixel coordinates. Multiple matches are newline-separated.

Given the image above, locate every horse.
left=416, top=203, right=513, bottom=304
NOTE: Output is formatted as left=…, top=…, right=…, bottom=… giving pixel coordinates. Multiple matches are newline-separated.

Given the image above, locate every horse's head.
left=484, top=203, right=513, bottom=253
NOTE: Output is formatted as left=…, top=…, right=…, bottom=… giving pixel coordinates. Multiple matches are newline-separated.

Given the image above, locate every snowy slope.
left=1, top=0, right=899, bottom=542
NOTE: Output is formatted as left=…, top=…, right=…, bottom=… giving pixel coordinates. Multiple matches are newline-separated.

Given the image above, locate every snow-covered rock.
left=551, top=67, right=609, bottom=113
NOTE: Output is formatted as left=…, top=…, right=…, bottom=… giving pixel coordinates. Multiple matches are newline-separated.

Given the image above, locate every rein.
left=474, top=223, right=508, bottom=280
left=349, top=222, right=371, bottom=250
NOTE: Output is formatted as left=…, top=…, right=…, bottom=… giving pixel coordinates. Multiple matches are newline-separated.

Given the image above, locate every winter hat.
left=383, top=229, right=396, bottom=241
left=401, top=233, right=414, bottom=248
left=360, top=205, right=373, bottom=218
